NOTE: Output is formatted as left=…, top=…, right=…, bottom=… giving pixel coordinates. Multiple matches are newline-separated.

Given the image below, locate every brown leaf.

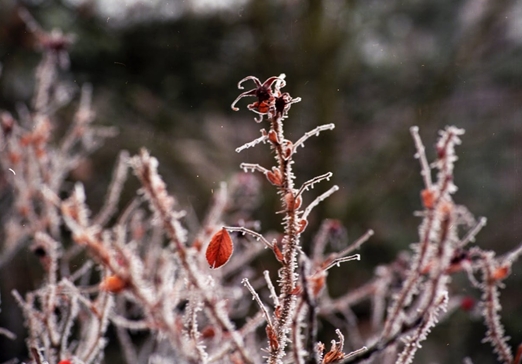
left=206, top=228, right=234, bottom=269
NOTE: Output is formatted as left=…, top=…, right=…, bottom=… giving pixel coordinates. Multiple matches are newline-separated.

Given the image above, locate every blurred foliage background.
left=0, top=0, right=521, bottom=363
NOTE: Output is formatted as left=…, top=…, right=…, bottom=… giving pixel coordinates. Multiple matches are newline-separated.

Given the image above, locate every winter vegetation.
left=1, top=6, right=522, bottom=364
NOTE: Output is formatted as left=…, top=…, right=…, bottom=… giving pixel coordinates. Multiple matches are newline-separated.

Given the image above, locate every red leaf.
left=206, top=228, right=234, bottom=269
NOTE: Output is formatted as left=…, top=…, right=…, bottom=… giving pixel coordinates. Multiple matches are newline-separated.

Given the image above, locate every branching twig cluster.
left=0, top=14, right=521, bottom=364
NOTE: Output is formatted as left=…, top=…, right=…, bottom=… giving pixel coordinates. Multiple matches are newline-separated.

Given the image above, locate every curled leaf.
left=206, top=228, right=234, bottom=269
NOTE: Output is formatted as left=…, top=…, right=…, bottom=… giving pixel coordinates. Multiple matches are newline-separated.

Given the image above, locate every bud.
left=268, top=129, right=279, bottom=144
left=266, top=167, right=283, bottom=186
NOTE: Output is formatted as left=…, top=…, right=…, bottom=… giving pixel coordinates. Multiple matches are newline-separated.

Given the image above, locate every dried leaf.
left=266, top=167, right=283, bottom=186
left=492, top=265, right=510, bottom=281
left=273, top=243, right=285, bottom=263
left=206, top=228, right=234, bottom=269
left=266, top=325, right=279, bottom=351
left=99, top=275, right=127, bottom=293
left=296, top=218, right=308, bottom=234
left=268, top=129, right=279, bottom=144
left=421, top=188, right=435, bottom=209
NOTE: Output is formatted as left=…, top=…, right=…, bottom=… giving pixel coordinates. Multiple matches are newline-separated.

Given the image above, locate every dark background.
left=0, top=0, right=521, bottom=363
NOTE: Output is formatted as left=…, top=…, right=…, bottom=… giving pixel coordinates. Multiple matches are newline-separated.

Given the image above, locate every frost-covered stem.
left=395, top=207, right=453, bottom=362
left=412, top=204, right=454, bottom=322
left=300, top=261, right=318, bottom=364
left=268, top=114, right=300, bottom=364
left=225, top=226, right=273, bottom=249
left=131, top=151, right=252, bottom=363
left=396, top=293, right=448, bottom=364
left=236, top=132, right=268, bottom=152
left=322, top=230, right=373, bottom=269
left=479, top=252, right=513, bottom=364
left=33, top=51, right=58, bottom=115
left=185, top=294, right=208, bottom=364
left=410, top=126, right=432, bottom=189
left=240, top=163, right=271, bottom=175
left=323, top=254, right=361, bottom=271
left=81, top=292, right=113, bottom=364
left=320, top=280, right=378, bottom=314
left=380, top=210, right=434, bottom=339
left=291, top=299, right=306, bottom=364
left=382, top=127, right=462, bottom=341
left=59, top=83, right=95, bottom=157
left=296, top=172, right=333, bottom=198
left=242, top=278, right=273, bottom=327
left=292, top=123, right=335, bottom=151
left=458, top=217, right=487, bottom=248
left=264, top=270, right=280, bottom=307
left=93, top=150, right=129, bottom=226
left=302, top=185, right=339, bottom=221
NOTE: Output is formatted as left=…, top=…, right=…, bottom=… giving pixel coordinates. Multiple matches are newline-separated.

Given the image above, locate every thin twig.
left=293, top=124, right=335, bottom=151
left=410, top=126, right=432, bottom=189
left=302, top=185, right=339, bottom=221
left=296, top=172, right=333, bottom=199
left=242, top=278, right=273, bottom=327
left=236, top=133, right=268, bottom=153
left=224, top=226, right=273, bottom=249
